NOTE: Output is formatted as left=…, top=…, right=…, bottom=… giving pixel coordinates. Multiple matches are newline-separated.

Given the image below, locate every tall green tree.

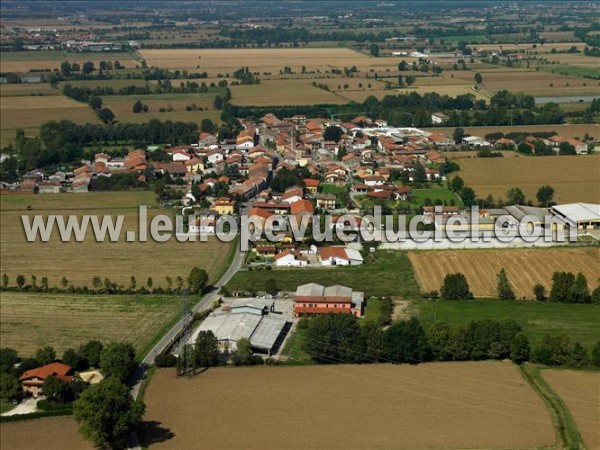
left=188, top=267, right=209, bottom=294
left=497, top=268, right=516, bottom=300
left=74, top=378, right=144, bottom=450
left=507, top=187, right=526, bottom=205
left=510, top=332, right=531, bottom=363
left=536, top=185, right=555, bottom=207
left=99, top=343, right=136, bottom=383
left=194, top=331, right=219, bottom=369
left=441, top=273, right=473, bottom=300
left=35, top=346, right=56, bottom=365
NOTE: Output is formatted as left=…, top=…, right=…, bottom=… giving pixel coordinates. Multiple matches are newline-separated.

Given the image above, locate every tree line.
left=1, top=267, right=209, bottom=296
left=434, top=270, right=599, bottom=303
left=298, top=314, right=600, bottom=369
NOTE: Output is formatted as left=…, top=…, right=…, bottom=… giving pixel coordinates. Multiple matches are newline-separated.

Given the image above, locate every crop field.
left=57, top=78, right=151, bottom=89
left=0, top=192, right=233, bottom=289
left=115, top=109, right=222, bottom=125
left=0, top=94, right=100, bottom=128
left=543, top=370, right=600, bottom=450
left=449, top=154, right=600, bottom=204
left=139, top=48, right=416, bottom=74
left=230, top=80, right=348, bottom=106
left=452, top=69, right=597, bottom=96
left=0, top=292, right=180, bottom=356
left=0, top=83, right=59, bottom=96
left=140, top=362, right=554, bottom=450
left=0, top=417, right=92, bottom=450
left=430, top=124, right=600, bottom=140
left=0, top=50, right=139, bottom=72
left=226, top=250, right=419, bottom=298
left=415, top=299, right=600, bottom=350
left=408, top=247, right=600, bottom=299
left=102, top=92, right=219, bottom=115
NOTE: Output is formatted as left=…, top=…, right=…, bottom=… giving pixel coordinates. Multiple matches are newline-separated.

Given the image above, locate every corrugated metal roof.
left=296, top=283, right=324, bottom=297
left=324, top=285, right=353, bottom=298
left=250, top=315, right=288, bottom=351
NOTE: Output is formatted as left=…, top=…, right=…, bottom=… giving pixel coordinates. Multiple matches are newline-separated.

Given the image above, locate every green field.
left=415, top=299, right=600, bottom=350
left=363, top=298, right=389, bottom=325
left=226, top=251, right=420, bottom=298
left=409, top=188, right=463, bottom=207
left=320, top=183, right=347, bottom=195
left=538, top=65, right=600, bottom=80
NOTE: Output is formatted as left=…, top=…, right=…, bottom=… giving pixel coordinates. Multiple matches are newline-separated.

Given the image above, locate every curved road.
left=127, top=243, right=244, bottom=449
left=130, top=243, right=244, bottom=399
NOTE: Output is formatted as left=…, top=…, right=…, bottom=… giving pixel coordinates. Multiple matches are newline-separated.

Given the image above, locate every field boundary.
left=519, top=364, right=584, bottom=450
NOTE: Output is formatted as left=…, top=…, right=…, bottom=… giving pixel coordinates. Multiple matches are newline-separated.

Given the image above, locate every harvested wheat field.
left=408, top=247, right=600, bottom=298
left=543, top=370, right=600, bottom=450
left=0, top=292, right=179, bottom=356
left=140, top=362, right=555, bottom=450
left=0, top=417, right=92, bottom=450
left=450, top=154, right=600, bottom=204
left=230, top=79, right=348, bottom=106
left=139, top=48, right=386, bottom=74
left=0, top=192, right=232, bottom=288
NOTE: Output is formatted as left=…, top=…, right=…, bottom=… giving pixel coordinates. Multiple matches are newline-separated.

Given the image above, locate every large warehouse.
left=551, top=203, right=600, bottom=230
left=189, top=298, right=290, bottom=356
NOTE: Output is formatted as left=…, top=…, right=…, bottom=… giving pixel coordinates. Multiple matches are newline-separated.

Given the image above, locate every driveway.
left=1, top=397, right=39, bottom=416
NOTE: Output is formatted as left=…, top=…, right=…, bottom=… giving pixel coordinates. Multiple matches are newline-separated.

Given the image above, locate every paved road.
left=127, top=244, right=244, bottom=449
left=130, top=243, right=244, bottom=400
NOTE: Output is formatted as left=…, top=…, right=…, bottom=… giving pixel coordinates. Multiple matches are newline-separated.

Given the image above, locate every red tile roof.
left=19, top=362, right=72, bottom=382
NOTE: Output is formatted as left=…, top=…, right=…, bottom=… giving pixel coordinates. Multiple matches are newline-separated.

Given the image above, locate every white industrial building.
left=189, top=298, right=289, bottom=355
left=551, top=203, right=600, bottom=230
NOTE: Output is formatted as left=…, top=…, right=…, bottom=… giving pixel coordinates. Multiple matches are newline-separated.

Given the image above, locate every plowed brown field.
left=0, top=417, right=92, bottom=450
left=140, top=362, right=555, bottom=449
left=543, top=369, right=600, bottom=450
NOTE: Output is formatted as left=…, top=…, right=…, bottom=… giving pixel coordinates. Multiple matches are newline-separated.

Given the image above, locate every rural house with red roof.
left=19, top=362, right=73, bottom=397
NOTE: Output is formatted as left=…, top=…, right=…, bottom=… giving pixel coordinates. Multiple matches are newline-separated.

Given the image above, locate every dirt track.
left=141, top=361, right=554, bottom=449
left=543, top=369, right=600, bottom=450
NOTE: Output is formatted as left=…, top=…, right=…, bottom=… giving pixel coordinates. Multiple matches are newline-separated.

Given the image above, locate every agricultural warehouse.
left=550, top=203, right=600, bottom=230
left=294, top=283, right=364, bottom=317
left=191, top=299, right=289, bottom=355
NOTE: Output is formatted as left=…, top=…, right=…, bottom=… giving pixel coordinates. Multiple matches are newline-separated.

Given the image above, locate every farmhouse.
left=319, top=246, right=364, bottom=266
left=431, top=112, right=449, bottom=125
left=274, top=250, right=309, bottom=267
left=294, top=283, right=364, bottom=317
left=19, top=362, right=73, bottom=397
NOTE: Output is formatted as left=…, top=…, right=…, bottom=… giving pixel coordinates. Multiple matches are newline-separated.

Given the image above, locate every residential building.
left=19, top=362, right=73, bottom=397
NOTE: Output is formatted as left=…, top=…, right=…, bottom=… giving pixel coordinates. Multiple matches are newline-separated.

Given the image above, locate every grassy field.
left=138, top=48, right=378, bottom=74
left=408, top=247, right=600, bottom=299
left=140, top=362, right=554, bottom=449
left=0, top=417, right=92, bottom=450
left=452, top=69, right=598, bottom=96
left=226, top=250, right=420, bottom=298
left=409, top=188, right=463, bottom=207
left=0, top=191, right=233, bottom=288
left=103, top=92, right=219, bottom=115
left=0, top=83, right=59, bottom=96
left=0, top=50, right=138, bottom=73
left=0, top=94, right=100, bottom=139
left=0, top=292, right=180, bottom=356
left=449, top=154, right=600, bottom=203
left=230, top=79, right=348, bottom=106
left=415, top=299, right=600, bottom=350
left=429, top=124, right=600, bottom=140
left=543, top=369, right=600, bottom=450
